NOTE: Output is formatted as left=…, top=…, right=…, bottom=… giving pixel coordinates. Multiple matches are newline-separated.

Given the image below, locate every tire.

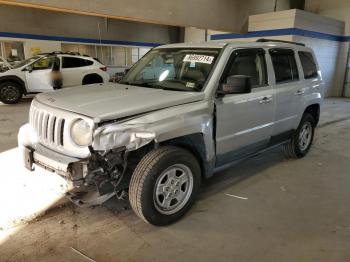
left=284, top=113, right=315, bottom=158
left=0, top=81, right=22, bottom=104
left=129, top=146, right=201, bottom=226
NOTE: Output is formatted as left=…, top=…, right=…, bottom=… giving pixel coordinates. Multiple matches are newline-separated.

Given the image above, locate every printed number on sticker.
left=183, top=54, right=214, bottom=64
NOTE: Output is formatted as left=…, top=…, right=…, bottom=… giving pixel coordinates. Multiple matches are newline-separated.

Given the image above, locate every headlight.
left=70, top=119, right=93, bottom=146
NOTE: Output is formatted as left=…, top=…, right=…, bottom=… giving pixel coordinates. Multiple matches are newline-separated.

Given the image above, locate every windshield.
left=121, top=48, right=221, bottom=92
left=12, top=56, right=42, bottom=69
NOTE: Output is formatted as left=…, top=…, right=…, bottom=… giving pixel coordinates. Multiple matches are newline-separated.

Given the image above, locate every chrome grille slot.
left=43, top=113, right=49, bottom=140
left=60, top=119, right=65, bottom=146
left=48, top=115, right=56, bottom=143
left=55, top=118, right=65, bottom=146
left=37, top=111, right=44, bottom=138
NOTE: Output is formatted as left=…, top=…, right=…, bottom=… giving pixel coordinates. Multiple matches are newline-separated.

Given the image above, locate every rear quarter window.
left=298, top=51, right=318, bottom=79
left=62, top=57, right=93, bottom=68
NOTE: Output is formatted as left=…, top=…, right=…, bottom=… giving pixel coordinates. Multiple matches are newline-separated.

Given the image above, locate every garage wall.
left=305, top=0, right=350, bottom=96
left=23, top=39, right=61, bottom=58
left=1, top=0, right=292, bottom=33
left=184, top=28, right=206, bottom=43
left=0, top=5, right=182, bottom=45
left=305, top=0, right=350, bottom=34
left=0, top=4, right=184, bottom=76
left=236, top=0, right=291, bottom=32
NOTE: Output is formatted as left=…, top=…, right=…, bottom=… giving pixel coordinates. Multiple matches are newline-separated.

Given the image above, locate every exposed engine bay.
left=66, top=146, right=150, bottom=207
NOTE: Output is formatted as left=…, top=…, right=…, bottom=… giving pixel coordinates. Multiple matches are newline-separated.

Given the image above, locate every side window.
left=62, top=57, right=92, bottom=68
left=85, top=59, right=93, bottom=66
left=223, top=49, right=267, bottom=88
left=298, top=51, right=318, bottom=79
left=31, top=56, right=55, bottom=70
left=269, top=49, right=299, bottom=83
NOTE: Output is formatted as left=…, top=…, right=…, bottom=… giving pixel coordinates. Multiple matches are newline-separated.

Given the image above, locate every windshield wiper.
left=120, top=81, right=147, bottom=86
left=121, top=81, right=161, bottom=89
left=120, top=81, right=195, bottom=92
left=160, top=87, right=194, bottom=92
left=140, top=82, right=186, bottom=91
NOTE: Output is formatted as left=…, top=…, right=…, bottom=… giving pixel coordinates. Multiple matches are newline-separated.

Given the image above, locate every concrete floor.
left=1, top=98, right=350, bottom=262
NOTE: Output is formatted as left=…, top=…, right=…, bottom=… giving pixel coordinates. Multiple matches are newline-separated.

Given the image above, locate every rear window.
left=269, top=49, right=299, bottom=83
left=62, top=57, right=93, bottom=68
left=298, top=51, right=318, bottom=79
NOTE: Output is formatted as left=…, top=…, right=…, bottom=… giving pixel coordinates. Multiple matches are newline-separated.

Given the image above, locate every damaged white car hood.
left=36, top=83, right=205, bottom=122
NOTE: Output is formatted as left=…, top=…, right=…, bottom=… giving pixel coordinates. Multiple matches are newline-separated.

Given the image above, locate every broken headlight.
left=70, top=119, right=93, bottom=146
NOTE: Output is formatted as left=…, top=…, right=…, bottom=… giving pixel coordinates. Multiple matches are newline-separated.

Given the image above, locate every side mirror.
left=217, top=75, right=252, bottom=96
left=23, top=66, right=33, bottom=73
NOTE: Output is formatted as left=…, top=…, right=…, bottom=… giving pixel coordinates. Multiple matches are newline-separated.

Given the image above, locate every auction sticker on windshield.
left=183, top=54, right=214, bottom=64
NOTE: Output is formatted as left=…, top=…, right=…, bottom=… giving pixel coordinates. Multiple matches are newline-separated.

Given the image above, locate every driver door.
left=25, top=56, right=55, bottom=92
left=215, top=48, right=275, bottom=166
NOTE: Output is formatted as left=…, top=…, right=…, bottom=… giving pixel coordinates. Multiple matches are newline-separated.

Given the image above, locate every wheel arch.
left=0, top=76, right=26, bottom=94
left=82, top=73, right=103, bottom=85
left=125, top=133, right=215, bottom=179
left=158, top=133, right=215, bottom=178
left=303, top=103, right=320, bottom=126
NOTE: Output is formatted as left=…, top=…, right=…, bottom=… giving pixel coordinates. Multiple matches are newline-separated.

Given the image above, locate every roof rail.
left=256, top=38, right=305, bottom=47
left=66, top=51, right=81, bottom=55
left=38, top=51, right=90, bottom=56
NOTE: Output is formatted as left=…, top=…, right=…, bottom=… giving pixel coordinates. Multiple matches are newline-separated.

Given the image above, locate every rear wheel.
left=129, top=146, right=201, bottom=226
left=0, top=81, right=22, bottom=104
left=284, top=113, right=315, bottom=158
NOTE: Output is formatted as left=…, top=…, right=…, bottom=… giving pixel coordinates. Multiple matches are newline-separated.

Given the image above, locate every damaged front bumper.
left=18, top=120, right=87, bottom=186
left=21, top=144, right=88, bottom=187
left=18, top=123, right=126, bottom=191
left=20, top=143, right=128, bottom=206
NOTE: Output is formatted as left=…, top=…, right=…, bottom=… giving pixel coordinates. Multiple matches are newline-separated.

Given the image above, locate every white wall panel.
left=184, top=27, right=206, bottom=43
left=249, top=9, right=296, bottom=31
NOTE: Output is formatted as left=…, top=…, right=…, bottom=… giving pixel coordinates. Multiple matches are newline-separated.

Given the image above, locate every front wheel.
left=284, top=113, right=315, bottom=158
left=0, top=81, right=22, bottom=104
left=129, top=146, right=201, bottom=226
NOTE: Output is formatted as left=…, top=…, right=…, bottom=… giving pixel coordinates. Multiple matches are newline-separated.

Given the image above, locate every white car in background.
left=0, top=52, right=109, bottom=104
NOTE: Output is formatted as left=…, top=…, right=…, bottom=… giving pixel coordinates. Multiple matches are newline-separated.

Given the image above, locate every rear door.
left=269, top=48, right=301, bottom=135
left=60, top=56, right=93, bottom=87
left=215, top=48, right=275, bottom=166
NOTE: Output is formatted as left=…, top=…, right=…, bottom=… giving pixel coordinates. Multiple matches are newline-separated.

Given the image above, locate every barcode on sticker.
left=183, top=54, right=214, bottom=64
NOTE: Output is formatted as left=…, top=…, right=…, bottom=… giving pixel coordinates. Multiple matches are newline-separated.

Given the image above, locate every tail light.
left=100, top=66, right=107, bottom=72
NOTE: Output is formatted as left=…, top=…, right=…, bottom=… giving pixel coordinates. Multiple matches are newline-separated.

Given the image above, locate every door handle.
left=295, top=89, right=305, bottom=95
left=259, top=96, right=272, bottom=104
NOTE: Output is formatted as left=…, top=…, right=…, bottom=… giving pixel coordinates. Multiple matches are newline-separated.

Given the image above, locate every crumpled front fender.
left=92, top=124, right=156, bottom=151
left=91, top=101, right=215, bottom=165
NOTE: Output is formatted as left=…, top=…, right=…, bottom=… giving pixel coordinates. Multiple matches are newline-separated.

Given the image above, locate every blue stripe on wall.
left=210, top=28, right=350, bottom=42
left=0, top=31, right=162, bottom=47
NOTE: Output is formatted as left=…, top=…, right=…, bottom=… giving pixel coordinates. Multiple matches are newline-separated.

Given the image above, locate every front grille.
left=30, top=105, right=65, bottom=147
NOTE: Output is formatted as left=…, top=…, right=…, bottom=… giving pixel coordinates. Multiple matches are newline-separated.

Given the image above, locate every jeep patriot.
left=18, top=39, right=324, bottom=225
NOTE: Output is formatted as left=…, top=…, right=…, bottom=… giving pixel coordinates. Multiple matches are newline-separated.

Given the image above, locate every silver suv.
left=18, top=39, right=324, bottom=225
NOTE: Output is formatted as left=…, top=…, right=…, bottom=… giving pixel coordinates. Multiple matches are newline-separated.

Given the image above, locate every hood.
left=0, top=67, right=22, bottom=76
left=36, top=83, right=205, bottom=122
